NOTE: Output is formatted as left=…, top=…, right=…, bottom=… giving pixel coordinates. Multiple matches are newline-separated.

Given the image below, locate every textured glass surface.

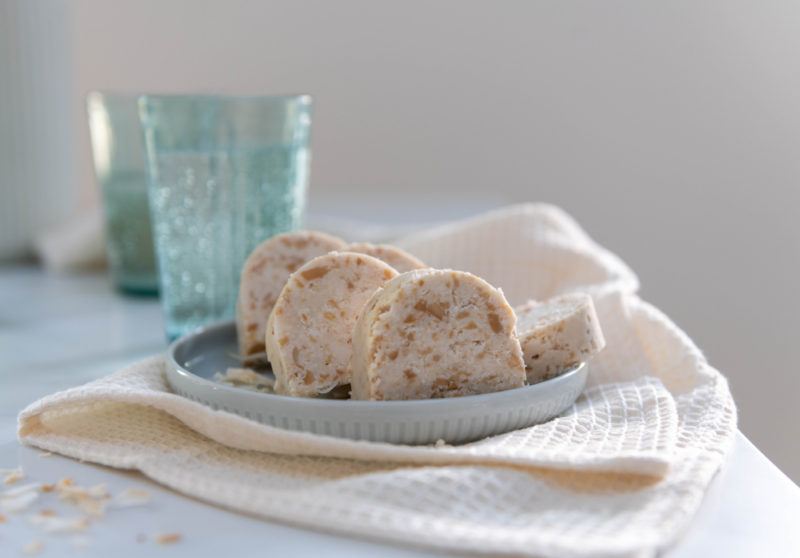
left=139, top=95, right=311, bottom=340
left=87, top=92, right=158, bottom=295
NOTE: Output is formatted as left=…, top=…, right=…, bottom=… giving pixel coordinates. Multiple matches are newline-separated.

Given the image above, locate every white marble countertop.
left=1, top=265, right=799, bottom=557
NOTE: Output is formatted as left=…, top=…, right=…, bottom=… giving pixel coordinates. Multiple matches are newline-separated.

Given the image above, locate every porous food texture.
left=351, top=269, right=526, bottom=400
left=266, top=251, right=398, bottom=397
left=236, top=231, right=346, bottom=360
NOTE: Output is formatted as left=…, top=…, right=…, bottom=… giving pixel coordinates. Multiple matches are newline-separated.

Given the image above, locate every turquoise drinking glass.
left=139, top=94, right=311, bottom=341
left=87, top=92, right=158, bottom=295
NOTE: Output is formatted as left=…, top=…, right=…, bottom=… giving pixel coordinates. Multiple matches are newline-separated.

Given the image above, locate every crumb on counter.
left=4, top=475, right=165, bottom=552
left=28, top=512, right=89, bottom=534
left=114, top=487, right=151, bottom=508
left=156, top=532, right=183, bottom=545
left=3, top=467, right=24, bottom=485
left=0, top=482, right=41, bottom=512
left=56, top=479, right=110, bottom=517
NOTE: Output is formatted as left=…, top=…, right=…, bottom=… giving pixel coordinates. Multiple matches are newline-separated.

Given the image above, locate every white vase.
left=0, top=0, right=76, bottom=259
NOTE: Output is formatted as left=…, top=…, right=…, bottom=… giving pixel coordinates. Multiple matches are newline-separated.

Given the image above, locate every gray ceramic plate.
left=166, top=320, right=588, bottom=445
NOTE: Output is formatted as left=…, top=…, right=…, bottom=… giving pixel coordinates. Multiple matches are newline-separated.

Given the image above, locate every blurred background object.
left=87, top=92, right=158, bottom=294
left=0, top=0, right=797, bottom=479
left=0, top=0, right=76, bottom=258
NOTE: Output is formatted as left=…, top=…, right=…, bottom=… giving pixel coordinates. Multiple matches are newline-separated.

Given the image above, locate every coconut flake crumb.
left=213, top=367, right=275, bottom=393
left=156, top=533, right=182, bottom=545
left=74, top=495, right=106, bottom=518
left=434, top=439, right=449, bottom=448
left=2, top=482, right=42, bottom=497
left=1, top=482, right=41, bottom=512
left=7, top=475, right=171, bottom=552
left=2, top=467, right=24, bottom=485
left=113, top=488, right=151, bottom=508
left=28, top=512, right=89, bottom=533
left=22, top=540, right=44, bottom=555
left=38, top=452, right=54, bottom=459
left=56, top=480, right=110, bottom=517
left=86, top=484, right=109, bottom=499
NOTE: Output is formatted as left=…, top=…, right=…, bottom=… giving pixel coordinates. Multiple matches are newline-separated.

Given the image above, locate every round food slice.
left=515, top=292, right=606, bottom=383
left=351, top=269, right=526, bottom=400
left=347, top=242, right=426, bottom=273
left=266, top=251, right=399, bottom=397
left=236, top=231, right=346, bottom=361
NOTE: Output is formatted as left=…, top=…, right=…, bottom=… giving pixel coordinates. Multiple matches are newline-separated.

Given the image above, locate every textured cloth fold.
left=18, top=204, right=737, bottom=558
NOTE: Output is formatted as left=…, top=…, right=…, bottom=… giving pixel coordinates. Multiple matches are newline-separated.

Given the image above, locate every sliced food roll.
left=266, top=251, right=398, bottom=397
left=351, top=269, right=526, bottom=400
left=515, top=292, right=606, bottom=383
left=236, top=231, right=346, bottom=362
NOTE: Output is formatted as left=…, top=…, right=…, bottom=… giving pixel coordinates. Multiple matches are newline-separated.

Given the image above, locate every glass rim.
left=138, top=92, right=312, bottom=104
left=88, top=91, right=312, bottom=108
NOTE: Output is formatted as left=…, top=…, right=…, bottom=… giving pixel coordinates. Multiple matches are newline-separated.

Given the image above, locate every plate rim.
left=167, top=319, right=588, bottom=410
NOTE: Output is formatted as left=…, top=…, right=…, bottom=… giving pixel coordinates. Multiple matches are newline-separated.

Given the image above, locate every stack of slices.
left=236, top=231, right=605, bottom=401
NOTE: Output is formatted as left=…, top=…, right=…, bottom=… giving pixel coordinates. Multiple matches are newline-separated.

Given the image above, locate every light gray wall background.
left=38, top=1, right=800, bottom=479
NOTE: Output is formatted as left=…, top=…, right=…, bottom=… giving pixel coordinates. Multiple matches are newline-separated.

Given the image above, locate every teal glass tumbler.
left=139, top=95, right=311, bottom=341
left=87, top=92, right=158, bottom=295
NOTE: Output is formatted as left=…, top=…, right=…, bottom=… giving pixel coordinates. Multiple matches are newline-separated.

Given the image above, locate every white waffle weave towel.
left=18, top=204, right=736, bottom=558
